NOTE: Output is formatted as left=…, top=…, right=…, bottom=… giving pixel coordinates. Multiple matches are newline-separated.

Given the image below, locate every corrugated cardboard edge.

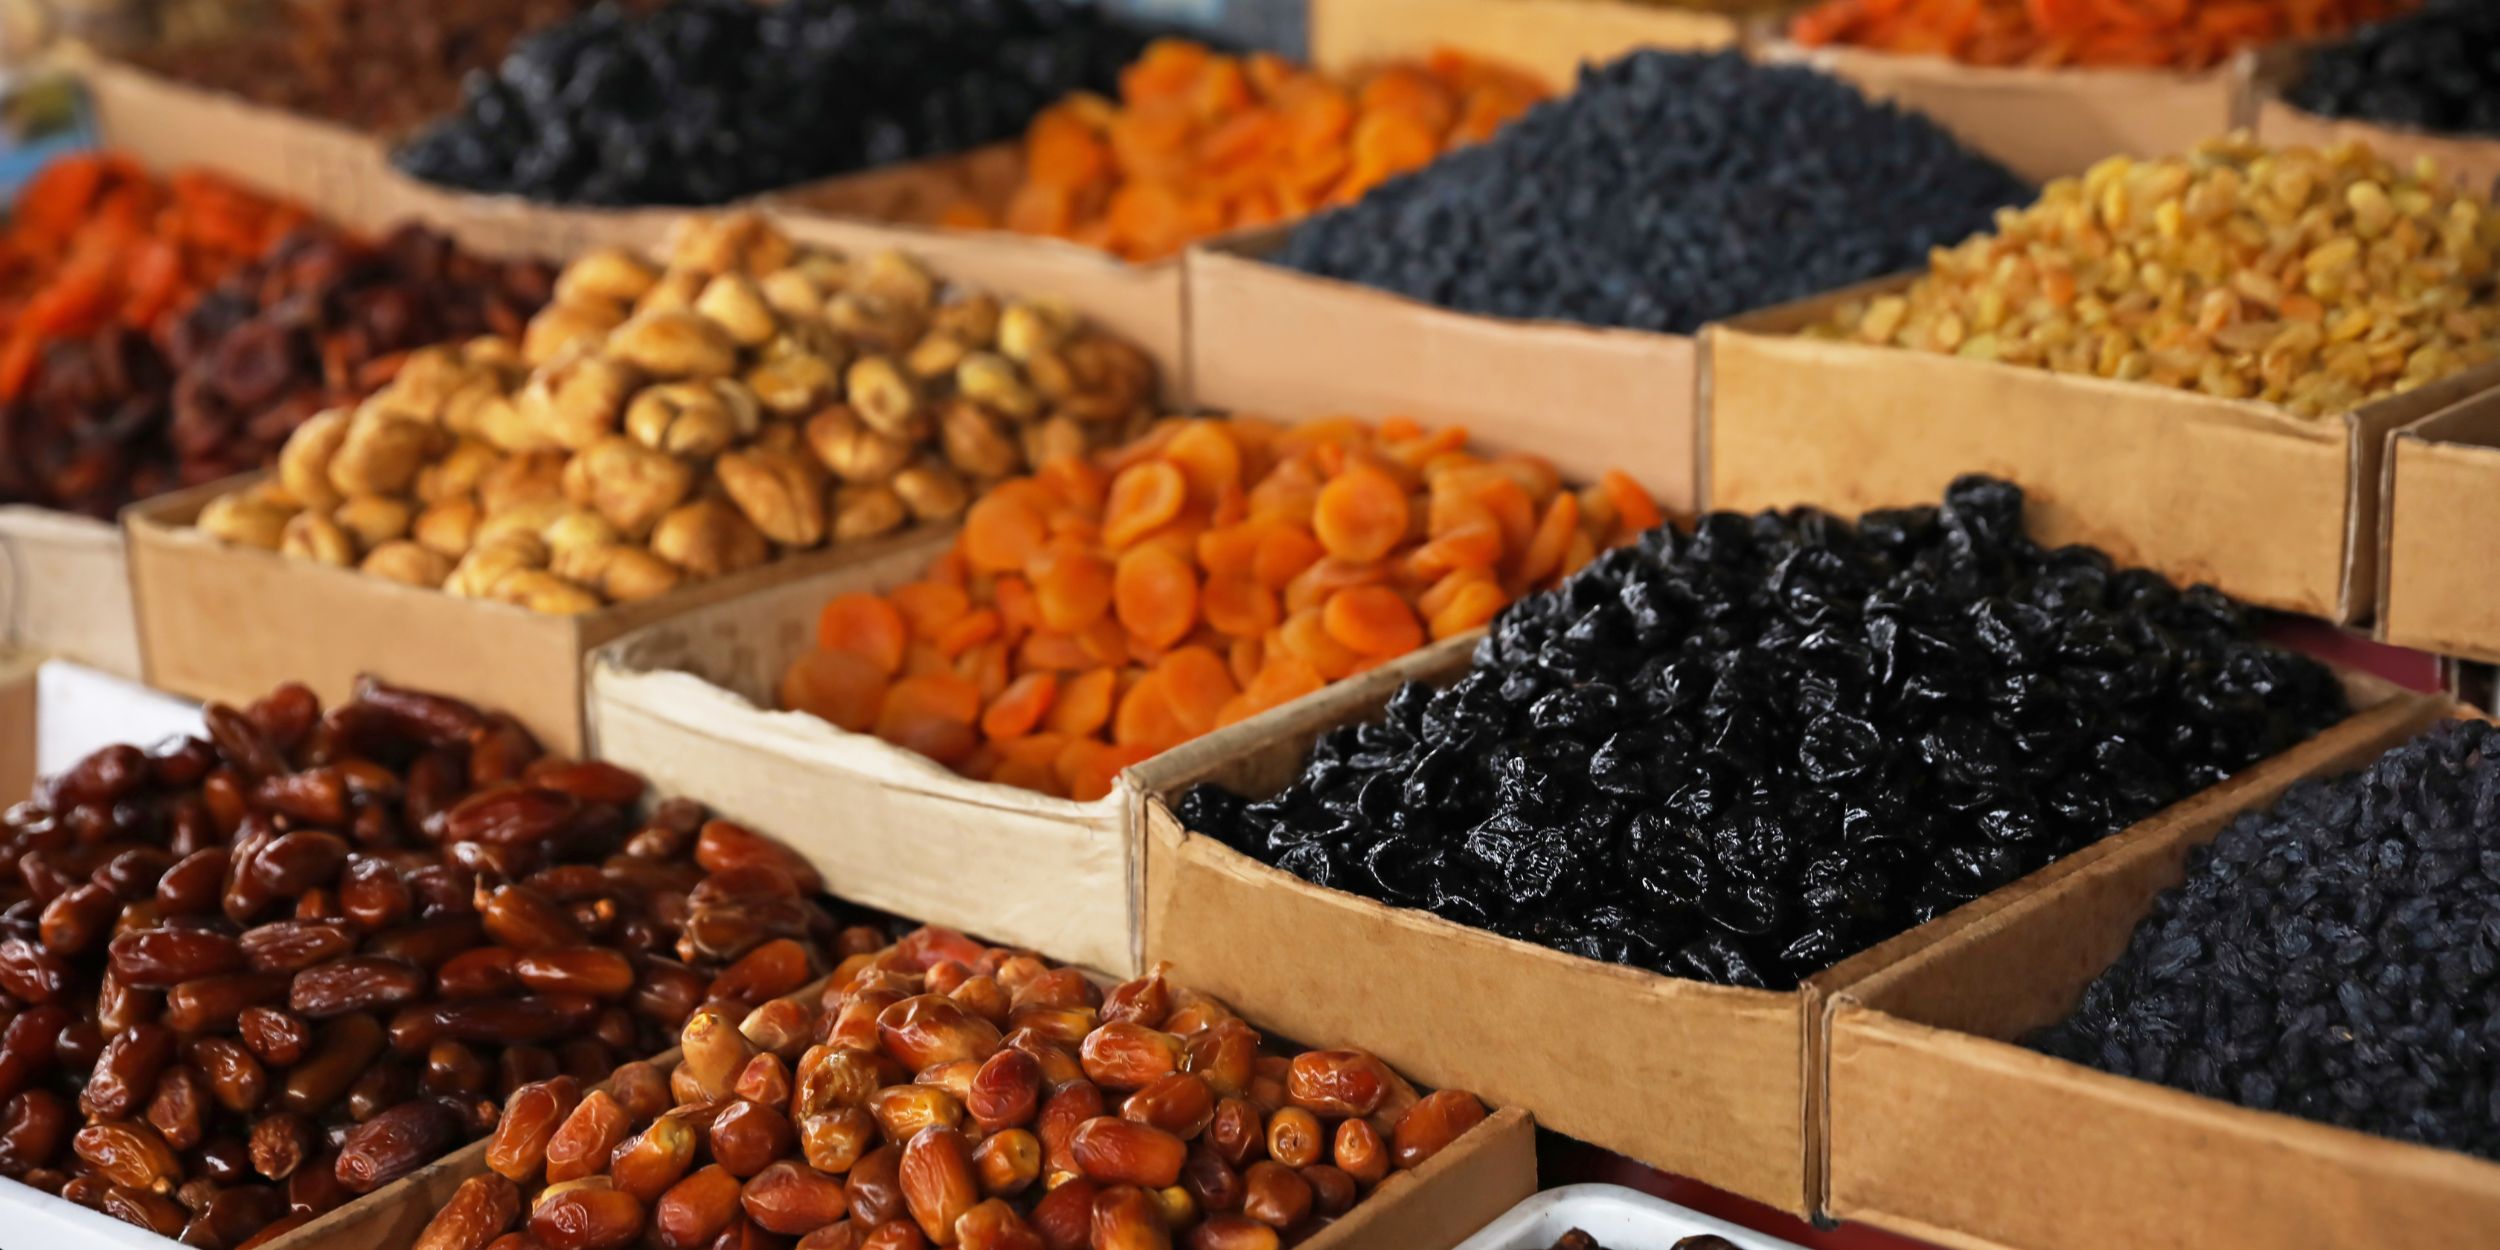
left=0, top=506, right=140, bottom=681
left=1, top=652, right=35, bottom=805
left=1182, top=240, right=1701, bottom=514
left=1821, top=686, right=2467, bottom=1248
left=1306, top=1107, right=1539, bottom=1250
left=1310, top=0, right=1750, bottom=83
left=1708, top=281, right=2500, bottom=623
left=2379, top=388, right=2500, bottom=663
left=1756, top=39, right=2252, bottom=183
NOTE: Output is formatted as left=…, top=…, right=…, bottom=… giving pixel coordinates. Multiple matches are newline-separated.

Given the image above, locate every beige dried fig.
left=649, top=499, right=768, bottom=580
left=1022, top=415, right=1090, bottom=468
left=854, top=250, right=937, bottom=312
left=891, top=459, right=970, bottom=524
left=542, top=508, right=620, bottom=556
left=279, top=512, right=356, bottom=567
left=957, top=351, right=1041, bottom=421
left=667, top=213, right=791, bottom=278
left=460, top=335, right=524, bottom=374
left=747, top=350, right=840, bottom=419
left=492, top=570, right=601, bottom=615
left=416, top=439, right=503, bottom=504
left=608, top=310, right=738, bottom=378
left=278, top=410, right=350, bottom=512
left=904, top=331, right=972, bottom=380
left=523, top=297, right=626, bottom=368
left=636, top=267, right=707, bottom=317
left=444, top=533, right=549, bottom=599
left=826, top=292, right=923, bottom=353
left=758, top=269, right=825, bottom=322
left=572, top=436, right=695, bottom=539
left=197, top=491, right=294, bottom=550
left=596, top=547, right=683, bottom=602
left=717, top=446, right=828, bottom=547
left=475, top=499, right=575, bottom=549
left=938, top=400, right=1021, bottom=480
left=846, top=355, right=921, bottom=437
left=441, top=375, right=513, bottom=443
left=328, top=410, right=435, bottom=498
left=386, top=347, right=470, bottom=418
left=695, top=272, right=779, bottom=346
left=711, top=378, right=765, bottom=438
left=930, top=294, right=1001, bottom=348
left=1059, top=335, right=1156, bottom=421
left=804, top=406, right=912, bottom=484
left=830, top=484, right=908, bottom=543
left=470, top=392, right=563, bottom=455
left=555, top=247, right=661, bottom=307
left=361, top=541, right=453, bottom=589
left=476, top=451, right=570, bottom=515
left=332, top=495, right=413, bottom=550
left=413, top=499, right=481, bottom=559
left=623, top=382, right=740, bottom=459
left=527, top=352, right=640, bottom=451
left=997, top=302, right=1070, bottom=363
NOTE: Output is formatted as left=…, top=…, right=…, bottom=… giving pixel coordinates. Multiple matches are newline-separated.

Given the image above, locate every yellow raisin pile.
left=1816, top=134, right=2500, bottom=417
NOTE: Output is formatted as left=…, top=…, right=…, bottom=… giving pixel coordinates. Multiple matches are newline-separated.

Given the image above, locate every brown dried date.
left=533, top=1180, right=649, bottom=1250
left=291, top=956, right=429, bottom=1017
left=417, top=1172, right=524, bottom=1250
left=742, top=1158, right=852, bottom=1235
left=191, top=1037, right=270, bottom=1115
left=1069, top=1116, right=1186, bottom=1188
left=237, top=1006, right=312, bottom=1067
left=83, top=1023, right=176, bottom=1119
left=515, top=946, right=636, bottom=998
left=1390, top=1090, right=1486, bottom=1169
left=657, top=1164, right=746, bottom=1250
left=337, top=1096, right=466, bottom=1191
left=166, top=971, right=293, bottom=1033
left=0, top=1089, right=71, bottom=1174
left=278, top=1013, right=388, bottom=1115
left=545, top=1089, right=631, bottom=1184
left=486, top=1074, right=580, bottom=1181
left=446, top=787, right=580, bottom=846
left=236, top=921, right=355, bottom=975
left=249, top=1110, right=314, bottom=1180
left=75, top=1119, right=183, bottom=1191
left=611, top=1108, right=701, bottom=1201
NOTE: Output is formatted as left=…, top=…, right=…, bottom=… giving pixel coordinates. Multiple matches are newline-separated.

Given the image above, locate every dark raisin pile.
left=2032, top=718, right=2500, bottom=1159
left=1268, top=50, right=2031, bottom=334
left=1179, top=477, right=2348, bottom=991
left=392, top=0, right=1160, bottom=205
left=2287, top=0, right=2500, bottom=137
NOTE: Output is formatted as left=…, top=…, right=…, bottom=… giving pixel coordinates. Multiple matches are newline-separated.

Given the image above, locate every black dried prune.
left=2289, top=1, right=2500, bottom=140
left=1272, top=50, right=2030, bottom=335
left=1180, top=476, right=2346, bottom=990
left=2032, top=719, right=2500, bottom=1161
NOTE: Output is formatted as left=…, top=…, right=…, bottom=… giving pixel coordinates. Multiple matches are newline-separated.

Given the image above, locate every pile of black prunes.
left=2287, top=0, right=2500, bottom=138
left=2033, top=718, right=2500, bottom=1160
left=1178, top=476, right=2349, bottom=990
left=393, top=0, right=1160, bottom=205
left=1269, top=50, right=2031, bottom=334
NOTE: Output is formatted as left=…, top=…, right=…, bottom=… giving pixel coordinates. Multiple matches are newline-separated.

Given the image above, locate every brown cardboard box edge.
left=1823, top=688, right=2479, bottom=1250
left=2379, top=388, right=2500, bottom=663
left=1182, top=240, right=1702, bottom=515
left=0, top=506, right=142, bottom=681
left=1708, top=285, right=2500, bottom=623
left=1, top=653, right=36, bottom=807
left=125, top=474, right=943, bottom=757
left=1310, top=0, right=1753, bottom=84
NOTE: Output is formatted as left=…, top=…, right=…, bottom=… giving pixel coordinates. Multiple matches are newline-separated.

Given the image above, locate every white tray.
left=0, top=1176, right=192, bottom=1250
left=1454, top=1184, right=1811, bottom=1250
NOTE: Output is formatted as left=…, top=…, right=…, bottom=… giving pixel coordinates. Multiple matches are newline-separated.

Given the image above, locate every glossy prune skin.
left=2033, top=718, right=2500, bottom=1161
left=1185, top=476, right=2348, bottom=990
left=391, top=0, right=1163, bottom=206
left=2289, top=0, right=2500, bottom=137
left=1273, top=50, right=2031, bottom=335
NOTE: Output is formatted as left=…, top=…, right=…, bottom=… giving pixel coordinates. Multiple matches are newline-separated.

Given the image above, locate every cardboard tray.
left=2377, top=388, right=2500, bottom=664
left=1134, top=650, right=2431, bottom=1219
left=1703, top=278, right=2500, bottom=624
left=1, top=652, right=35, bottom=806
left=1184, top=237, right=1703, bottom=516
left=0, top=507, right=141, bottom=682
left=1756, top=40, right=2250, bottom=184
left=2253, top=96, right=2500, bottom=199
left=121, top=476, right=943, bottom=759
left=1309, top=0, right=1767, bottom=83
left=1822, top=695, right=2472, bottom=1250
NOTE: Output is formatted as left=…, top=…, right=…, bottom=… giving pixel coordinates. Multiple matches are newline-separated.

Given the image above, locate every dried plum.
left=2032, top=718, right=2500, bottom=1160
left=2288, top=0, right=2500, bottom=139
left=1271, top=50, right=2031, bottom=334
left=1183, top=476, right=2347, bottom=991
left=391, top=0, right=1162, bottom=205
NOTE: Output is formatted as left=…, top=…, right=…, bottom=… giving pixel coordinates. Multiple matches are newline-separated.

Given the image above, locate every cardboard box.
left=1757, top=40, right=2250, bottom=184
left=1185, top=239, right=1702, bottom=515
left=2379, top=389, right=2500, bottom=664
left=1, top=653, right=35, bottom=806
left=1822, top=693, right=2466, bottom=1250
left=1704, top=279, right=2500, bottom=623
left=1309, top=0, right=1763, bottom=84
left=1136, top=650, right=2431, bottom=1219
left=0, top=507, right=142, bottom=681
left=123, top=476, right=940, bottom=758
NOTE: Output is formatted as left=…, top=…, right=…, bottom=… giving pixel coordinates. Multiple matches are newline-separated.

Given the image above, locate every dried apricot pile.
left=783, top=415, right=1662, bottom=800
left=1790, top=0, right=2415, bottom=69
left=0, top=153, right=305, bottom=402
left=1813, top=134, right=2500, bottom=417
left=947, top=40, right=1549, bottom=261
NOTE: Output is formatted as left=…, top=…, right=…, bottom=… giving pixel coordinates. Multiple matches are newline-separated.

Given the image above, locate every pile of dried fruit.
left=131, top=0, right=616, bottom=136
left=1789, top=0, right=2415, bottom=69
left=1180, top=476, right=2350, bottom=990
left=200, top=214, right=1156, bottom=613
left=948, top=40, right=1548, bottom=261
left=2032, top=717, right=2500, bottom=1159
left=415, top=930, right=1492, bottom=1250
left=0, top=677, right=852, bottom=1246
left=1271, top=51, right=2030, bottom=334
left=1551, top=1234, right=1738, bottom=1250
left=782, top=415, right=1664, bottom=800
left=2, top=223, right=554, bottom=518
left=2288, top=0, right=2500, bottom=136
left=1814, top=135, right=2500, bottom=416
left=392, top=0, right=1160, bottom=206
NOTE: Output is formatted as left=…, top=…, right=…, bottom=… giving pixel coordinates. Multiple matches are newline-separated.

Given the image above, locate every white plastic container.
left=0, top=1178, right=188, bottom=1250
left=1454, top=1184, right=1811, bottom=1250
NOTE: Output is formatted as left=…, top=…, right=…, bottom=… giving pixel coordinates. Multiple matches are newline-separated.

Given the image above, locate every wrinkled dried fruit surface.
left=1792, top=0, right=2409, bottom=69
left=787, top=415, right=1660, bottom=798
left=1183, top=475, right=2349, bottom=989
left=1815, top=135, right=2500, bottom=417
left=2033, top=718, right=2500, bottom=1159
left=0, top=677, right=847, bottom=1241
left=2291, top=1, right=2500, bottom=139
left=1274, top=51, right=2029, bottom=335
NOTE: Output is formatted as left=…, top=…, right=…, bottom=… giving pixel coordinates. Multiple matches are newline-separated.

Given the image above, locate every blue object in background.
left=1106, top=0, right=1304, bottom=57
left=0, top=70, right=97, bottom=206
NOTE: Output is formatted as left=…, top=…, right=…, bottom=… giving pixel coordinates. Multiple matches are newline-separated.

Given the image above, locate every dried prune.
left=1184, top=477, right=2347, bottom=989
left=2289, top=1, right=2500, bottom=140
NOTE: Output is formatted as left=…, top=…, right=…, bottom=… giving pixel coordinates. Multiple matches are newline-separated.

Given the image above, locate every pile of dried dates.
left=1180, top=476, right=2350, bottom=990
left=417, top=933, right=1490, bottom=1250
left=392, top=0, right=1162, bottom=205
left=0, top=224, right=553, bottom=518
left=0, top=677, right=850, bottom=1246
left=2033, top=717, right=2500, bottom=1160
left=197, top=214, right=1155, bottom=613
